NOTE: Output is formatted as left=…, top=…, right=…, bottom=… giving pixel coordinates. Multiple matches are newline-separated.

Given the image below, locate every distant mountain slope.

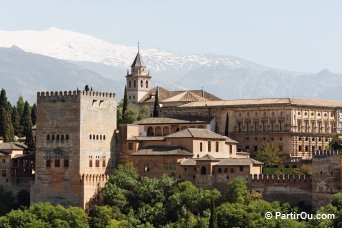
left=0, top=27, right=341, bottom=102
left=0, top=47, right=117, bottom=103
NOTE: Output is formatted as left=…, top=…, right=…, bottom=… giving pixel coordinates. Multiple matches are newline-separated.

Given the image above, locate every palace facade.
left=160, top=99, right=342, bottom=161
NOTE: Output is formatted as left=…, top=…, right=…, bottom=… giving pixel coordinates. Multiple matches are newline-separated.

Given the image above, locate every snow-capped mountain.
left=0, top=27, right=341, bottom=103
left=0, top=27, right=246, bottom=73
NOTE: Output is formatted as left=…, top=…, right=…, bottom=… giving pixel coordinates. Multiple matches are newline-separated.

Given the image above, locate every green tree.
left=31, top=104, right=37, bottom=126
left=224, top=177, right=248, bottom=204
left=123, top=86, right=128, bottom=116
left=328, top=137, right=342, bottom=150
left=216, top=203, right=248, bottom=228
left=84, top=85, right=90, bottom=92
left=256, top=143, right=282, bottom=165
left=0, top=89, right=8, bottom=110
left=332, top=192, right=342, bottom=210
left=138, top=105, right=150, bottom=121
left=0, top=107, right=14, bottom=142
left=11, top=106, right=21, bottom=136
left=153, top=87, right=160, bottom=117
left=123, top=108, right=139, bottom=124
left=16, top=96, right=25, bottom=120
left=21, top=102, right=35, bottom=152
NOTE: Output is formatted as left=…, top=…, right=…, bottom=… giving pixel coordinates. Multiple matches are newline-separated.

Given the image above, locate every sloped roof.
left=131, top=51, right=145, bottom=67
left=135, top=116, right=214, bottom=125
left=196, top=154, right=220, bottom=161
left=179, top=98, right=342, bottom=108
left=139, top=86, right=221, bottom=104
left=127, top=136, right=165, bottom=141
left=131, top=145, right=193, bottom=156
left=0, top=142, right=26, bottom=151
left=180, top=157, right=263, bottom=166
left=216, top=158, right=264, bottom=166
left=165, top=128, right=227, bottom=140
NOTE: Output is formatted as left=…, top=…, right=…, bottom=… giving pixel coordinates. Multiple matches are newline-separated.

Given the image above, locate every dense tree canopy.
left=256, top=143, right=282, bottom=165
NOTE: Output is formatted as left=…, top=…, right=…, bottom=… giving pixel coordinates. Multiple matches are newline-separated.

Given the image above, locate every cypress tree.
left=85, top=85, right=90, bottom=91
left=21, top=102, right=35, bottom=152
left=0, top=89, right=8, bottom=110
left=225, top=113, right=229, bottom=137
left=31, top=104, right=37, bottom=126
left=0, top=107, right=14, bottom=142
left=16, top=96, right=25, bottom=120
left=153, top=87, right=160, bottom=117
left=209, top=197, right=218, bottom=228
left=11, top=106, right=21, bottom=136
left=123, top=86, right=128, bottom=116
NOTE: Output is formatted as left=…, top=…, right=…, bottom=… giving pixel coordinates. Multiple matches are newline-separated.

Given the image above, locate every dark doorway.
left=201, top=167, right=207, bottom=175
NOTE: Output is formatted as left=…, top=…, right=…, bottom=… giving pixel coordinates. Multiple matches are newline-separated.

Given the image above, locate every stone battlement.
left=80, top=173, right=110, bottom=184
left=248, top=174, right=311, bottom=182
left=313, top=150, right=341, bottom=158
left=37, top=90, right=115, bottom=100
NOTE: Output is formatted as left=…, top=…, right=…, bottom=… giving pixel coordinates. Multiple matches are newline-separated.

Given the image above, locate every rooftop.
left=165, top=128, right=228, bottom=140
left=180, top=157, right=263, bottom=166
left=127, top=136, right=165, bottom=141
left=135, top=116, right=214, bottom=125
left=0, top=142, right=27, bottom=152
left=178, top=98, right=342, bottom=108
left=131, top=51, right=145, bottom=68
left=131, top=145, right=193, bottom=156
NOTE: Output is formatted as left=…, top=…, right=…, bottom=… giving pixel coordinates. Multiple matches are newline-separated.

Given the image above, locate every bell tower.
left=126, top=45, right=151, bottom=105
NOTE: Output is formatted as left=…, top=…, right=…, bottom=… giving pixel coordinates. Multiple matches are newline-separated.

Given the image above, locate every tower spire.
left=138, top=41, right=140, bottom=52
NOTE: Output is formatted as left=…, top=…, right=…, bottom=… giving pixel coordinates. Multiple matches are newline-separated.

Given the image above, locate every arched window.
left=52, top=135, right=55, bottom=140
left=100, top=135, right=102, bottom=140
left=61, top=135, right=64, bottom=140
left=155, top=126, right=162, bottom=136
left=218, top=168, right=222, bottom=173
left=66, top=134, right=69, bottom=140
left=47, top=135, right=50, bottom=140
left=93, top=135, right=95, bottom=140
left=146, top=81, right=148, bottom=88
left=103, top=135, right=106, bottom=140
left=163, top=126, right=170, bottom=135
left=56, top=135, right=60, bottom=140
left=147, top=127, right=154, bottom=136
left=201, top=167, right=207, bottom=175
left=96, top=135, right=99, bottom=140
left=140, top=80, right=143, bottom=88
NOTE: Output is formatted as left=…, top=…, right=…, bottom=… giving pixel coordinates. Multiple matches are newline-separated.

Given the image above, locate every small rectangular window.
left=229, top=145, right=233, bottom=154
left=89, top=160, right=93, bottom=167
left=208, top=141, right=211, bottom=152
left=46, top=160, right=51, bottom=168
left=2, top=170, right=6, bottom=177
left=64, top=159, right=69, bottom=167
left=239, top=166, right=244, bottom=172
left=216, top=142, right=219, bottom=152
left=96, top=160, right=100, bottom=167
left=128, top=143, right=133, bottom=150
left=55, top=159, right=60, bottom=167
left=102, top=159, right=106, bottom=167
left=200, top=142, right=203, bottom=152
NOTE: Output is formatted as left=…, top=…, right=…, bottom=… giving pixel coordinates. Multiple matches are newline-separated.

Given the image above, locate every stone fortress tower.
left=125, top=48, right=151, bottom=105
left=31, top=90, right=116, bottom=208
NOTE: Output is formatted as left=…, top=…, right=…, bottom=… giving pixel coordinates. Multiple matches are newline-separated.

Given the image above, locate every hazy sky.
left=0, top=0, right=341, bottom=73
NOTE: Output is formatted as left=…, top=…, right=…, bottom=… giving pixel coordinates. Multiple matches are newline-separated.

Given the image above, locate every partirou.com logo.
left=264, top=212, right=335, bottom=220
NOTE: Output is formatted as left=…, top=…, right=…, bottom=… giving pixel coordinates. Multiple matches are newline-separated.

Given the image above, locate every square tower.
left=31, top=90, right=117, bottom=208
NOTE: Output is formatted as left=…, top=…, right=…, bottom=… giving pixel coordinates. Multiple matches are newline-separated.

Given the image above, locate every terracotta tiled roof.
left=0, top=142, right=26, bottom=151
left=179, top=98, right=342, bottom=108
left=127, top=136, right=165, bottom=141
left=165, top=128, right=227, bottom=140
left=196, top=154, right=220, bottom=161
left=135, top=116, right=214, bottom=125
left=216, top=158, right=263, bottom=166
left=131, top=145, right=193, bottom=156
left=180, top=157, right=263, bottom=166
left=139, top=86, right=221, bottom=103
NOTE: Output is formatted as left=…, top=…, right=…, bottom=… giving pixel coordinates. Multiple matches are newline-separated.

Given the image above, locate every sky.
left=0, top=0, right=341, bottom=73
